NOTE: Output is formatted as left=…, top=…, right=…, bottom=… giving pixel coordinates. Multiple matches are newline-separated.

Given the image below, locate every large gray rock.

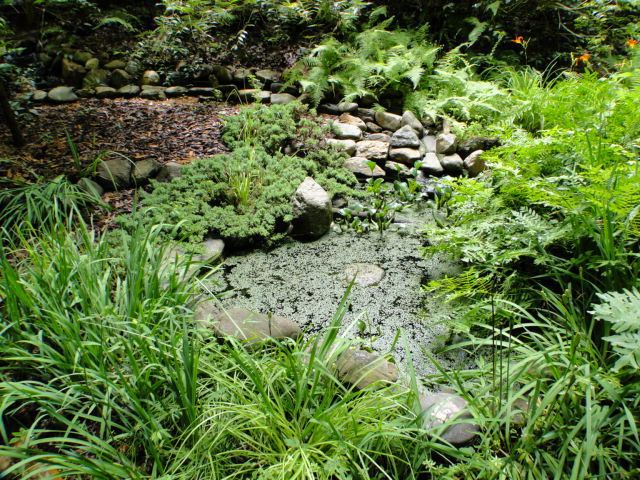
left=342, top=263, right=385, bottom=287
left=366, top=122, right=382, bottom=133
left=96, top=158, right=132, bottom=189
left=232, top=67, right=252, bottom=85
left=194, top=304, right=301, bottom=343
left=118, top=85, right=140, bottom=97
left=256, top=69, right=280, bottom=84
left=374, top=111, right=403, bottom=131
left=344, top=157, right=385, bottom=178
left=440, top=153, right=464, bottom=175
left=436, top=133, right=458, bottom=154
left=132, top=158, right=161, bottom=183
left=355, top=107, right=375, bottom=122
left=83, top=68, right=110, bottom=89
left=110, top=69, right=131, bottom=89
left=332, top=122, right=363, bottom=141
left=421, top=153, right=444, bottom=176
left=291, top=177, right=332, bottom=240
left=326, top=139, right=356, bottom=156
left=165, top=86, right=189, bottom=97
left=337, top=102, right=358, bottom=113
left=104, top=59, right=126, bottom=70
left=336, top=349, right=399, bottom=389
left=389, top=148, right=422, bottom=165
left=384, top=161, right=411, bottom=179
left=464, top=150, right=486, bottom=177
left=62, top=58, right=86, bottom=87
left=32, top=90, right=48, bottom=102
left=401, top=110, right=424, bottom=135
left=95, top=86, right=118, bottom=98
left=156, top=161, right=182, bottom=182
left=355, top=140, right=389, bottom=161
left=200, top=238, right=225, bottom=261
left=422, top=135, right=437, bottom=153
left=338, top=113, right=367, bottom=131
left=48, top=86, right=78, bottom=103
left=141, top=70, right=161, bottom=86
left=367, top=133, right=390, bottom=142
left=390, top=125, right=421, bottom=149
left=270, top=93, right=297, bottom=105
left=140, top=86, right=166, bottom=100
left=420, top=393, right=478, bottom=445
left=125, top=60, right=142, bottom=77
left=211, top=65, right=233, bottom=83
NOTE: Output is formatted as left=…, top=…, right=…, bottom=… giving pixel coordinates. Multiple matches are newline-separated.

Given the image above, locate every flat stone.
left=255, top=69, right=280, bottom=83
left=291, top=177, right=332, bottom=240
left=337, top=102, right=358, bottom=113
left=336, top=348, right=398, bottom=389
left=165, top=86, right=189, bottom=97
left=236, top=88, right=260, bottom=102
left=422, top=135, right=437, bottom=153
left=420, top=393, right=478, bottom=445
left=390, top=125, right=421, bottom=148
left=464, top=150, right=486, bottom=177
left=374, top=111, right=403, bottom=131
left=338, top=113, right=367, bottom=131
left=436, top=133, right=457, bottom=154
left=140, top=86, right=166, bottom=100
left=189, top=87, right=216, bottom=97
left=421, top=153, right=445, bottom=176
left=343, top=263, right=385, bottom=286
left=367, top=133, right=390, bottom=142
left=194, top=304, right=301, bottom=343
left=326, top=139, right=356, bottom=156
left=48, top=86, right=78, bottom=103
left=401, top=110, right=424, bottom=135
left=440, top=153, right=464, bottom=175
left=270, top=93, right=297, bottom=105
left=118, top=85, right=140, bottom=97
left=344, top=157, right=385, bottom=178
left=132, top=158, right=161, bottom=183
left=332, top=122, right=363, bottom=140
left=96, top=158, right=131, bottom=189
left=94, top=86, right=118, bottom=98
left=141, top=70, right=161, bottom=86
left=104, top=59, right=126, bottom=70
left=355, top=140, right=389, bottom=161
left=389, top=148, right=422, bottom=165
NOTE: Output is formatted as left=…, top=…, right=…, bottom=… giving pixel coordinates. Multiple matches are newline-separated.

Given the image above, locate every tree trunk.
left=0, top=79, right=26, bottom=147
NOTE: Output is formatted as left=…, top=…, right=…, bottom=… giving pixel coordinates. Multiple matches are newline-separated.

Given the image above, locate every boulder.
left=96, top=158, right=132, bottom=189
left=118, top=85, right=140, bottom=97
left=194, top=304, right=301, bottom=342
left=355, top=108, right=375, bottom=122
left=236, top=88, right=260, bottom=102
left=84, top=58, right=100, bottom=70
left=384, top=161, right=411, bottom=179
left=440, top=153, right=464, bottom=175
left=389, top=148, right=422, bottom=165
left=125, top=60, right=142, bottom=77
left=132, top=158, right=161, bottom=183
left=326, top=139, right=356, bottom=156
left=200, top=238, right=225, bottom=261
left=156, top=161, right=182, bottom=182
left=32, top=90, right=48, bottom=102
left=390, top=125, right=421, bottom=149
left=77, top=177, right=103, bottom=198
left=110, top=69, right=131, bottom=89
left=421, top=153, right=444, bottom=176
left=332, top=122, right=363, bottom=141
left=401, top=110, right=424, bottom=135
left=464, top=150, right=486, bottom=177
left=73, top=51, right=93, bottom=65
left=336, top=349, right=398, bottom=389
left=140, top=86, right=166, bottom=100
left=232, top=67, right=252, bottom=86
left=255, top=69, right=280, bottom=84
left=367, top=133, right=391, bottom=142
left=95, top=86, right=118, bottom=98
left=291, top=177, right=332, bottom=240
left=355, top=140, right=389, bottom=161
left=435, top=133, right=457, bottom=154
left=211, top=65, right=233, bottom=83
left=48, top=86, right=78, bottom=103
left=338, top=113, right=367, bottom=131
left=83, top=68, right=109, bottom=89
left=374, top=111, right=402, bottom=131
left=342, top=263, right=385, bottom=287
left=318, top=104, right=340, bottom=115
left=75, top=88, right=95, bottom=98
left=62, top=58, right=86, bottom=86
left=165, top=86, right=189, bottom=97
left=366, top=122, right=382, bottom=133
left=104, top=59, right=127, bottom=70
left=141, top=70, right=161, bottom=86
left=337, top=102, right=358, bottom=113
left=420, top=393, right=478, bottom=445
left=344, top=157, right=385, bottom=178
left=422, top=135, right=437, bottom=153
left=270, top=93, right=297, bottom=105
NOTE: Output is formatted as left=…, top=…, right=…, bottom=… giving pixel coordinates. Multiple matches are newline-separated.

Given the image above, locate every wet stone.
left=343, top=263, right=385, bottom=287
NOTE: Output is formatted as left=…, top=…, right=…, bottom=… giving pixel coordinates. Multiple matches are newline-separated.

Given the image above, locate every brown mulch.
left=0, top=97, right=238, bottom=183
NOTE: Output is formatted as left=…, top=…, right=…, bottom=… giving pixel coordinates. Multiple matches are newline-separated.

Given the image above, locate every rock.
left=326, top=139, right=356, bottom=156
left=141, top=70, right=161, bottom=86
left=422, top=135, right=437, bottom=153
left=32, top=90, right=48, bottom=102
left=401, top=110, right=424, bottom=135
left=291, top=177, right=332, bottom=240
left=96, top=158, right=132, bottom=189
left=236, top=88, right=260, bottom=102
left=232, top=67, right=252, bottom=86
left=463, top=150, right=486, bottom=177
left=255, top=69, right=280, bottom=84
left=110, top=69, right=131, bottom=89
left=374, top=111, right=402, bottom=131
left=318, top=103, right=340, bottom=115
left=355, top=107, right=375, bottom=122
left=125, top=60, right=142, bottom=77
left=336, top=349, right=398, bottom=389
left=332, top=122, right=363, bottom=141
left=118, top=85, right=140, bottom=97
left=436, top=133, right=457, bottom=154
left=62, top=58, right=86, bottom=86
left=440, top=154, right=464, bottom=175
left=367, top=133, right=390, bottom=142
left=95, top=86, right=118, bottom=98
left=390, top=125, right=421, bottom=149
left=384, top=161, right=411, bottom=179
left=337, top=102, right=358, bottom=113
left=421, top=153, right=444, bottom=176
left=257, top=91, right=271, bottom=103
left=342, top=263, right=385, bottom=286
left=77, top=177, right=103, bottom=198
left=83, top=68, right=109, bottom=89
left=48, top=86, right=78, bottom=103
left=132, top=158, right=161, bottom=183
left=140, top=86, right=166, bottom=100
left=165, top=86, right=189, bottom=97
left=338, top=113, right=367, bottom=131
left=389, top=148, right=422, bottom=165
left=189, top=87, right=216, bottom=97
left=194, top=304, right=301, bottom=342
left=366, top=122, right=382, bottom=133
left=200, top=238, right=225, bottom=261
left=211, top=65, right=233, bottom=83
left=73, top=51, right=93, bottom=64
left=84, top=58, right=100, bottom=70
left=420, top=393, right=478, bottom=445
left=458, top=137, right=500, bottom=157
left=270, top=93, right=297, bottom=105
left=156, top=161, right=182, bottom=182
left=344, top=157, right=385, bottom=178
left=218, top=84, right=239, bottom=96
left=104, top=59, right=126, bottom=70
left=75, top=88, right=95, bottom=98
left=355, top=140, right=389, bottom=161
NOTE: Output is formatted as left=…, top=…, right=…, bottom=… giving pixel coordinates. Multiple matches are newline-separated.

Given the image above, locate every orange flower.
left=511, top=35, right=525, bottom=44
left=627, top=39, right=639, bottom=48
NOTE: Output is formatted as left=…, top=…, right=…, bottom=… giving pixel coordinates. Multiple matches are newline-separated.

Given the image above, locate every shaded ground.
left=0, top=98, right=236, bottom=183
